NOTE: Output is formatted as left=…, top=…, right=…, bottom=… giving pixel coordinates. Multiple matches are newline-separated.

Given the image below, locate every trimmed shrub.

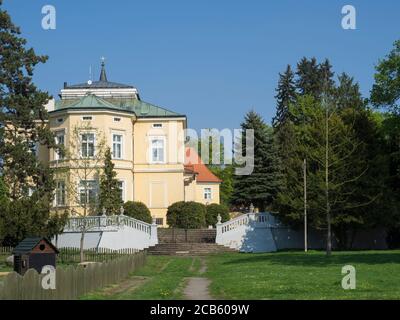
left=166, top=201, right=206, bottom=229
left=206, top=203, right=230, bottom=226
left=123, top=201, right=152, bottom=223
left=166, top=201, right=186, bottom=227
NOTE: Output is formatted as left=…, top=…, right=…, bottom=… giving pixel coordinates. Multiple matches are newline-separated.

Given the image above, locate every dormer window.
left=82, top=116, right=93, bottom=121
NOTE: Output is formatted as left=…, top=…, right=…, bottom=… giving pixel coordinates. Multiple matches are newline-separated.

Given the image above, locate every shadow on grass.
left=221, top=250, right=400, bottom=267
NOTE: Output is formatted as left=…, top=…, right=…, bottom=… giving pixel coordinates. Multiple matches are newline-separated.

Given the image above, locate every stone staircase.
left=147, top=243, right=237, bottom=256
left=148, top=228, right=237, bottom=255
left=157, top=228, right=217, bottom=243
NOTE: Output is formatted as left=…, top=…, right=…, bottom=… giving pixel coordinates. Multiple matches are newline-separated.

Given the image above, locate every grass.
left=77, top=250, right=400, bottom=300
left=0, top=255, right=12, bottom=273
left=81, top=255, right=203, bottom=300
left=205, top=250, right=400, bottom=300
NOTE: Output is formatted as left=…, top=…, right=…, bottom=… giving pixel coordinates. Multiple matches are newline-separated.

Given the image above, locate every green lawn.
left=205, top=250, right=400, bottom=300
left=0, top=255, right=12, bottom=273
left=82, top=255, right=202, bottom=300
left=82, top=250, right=400, bottom=300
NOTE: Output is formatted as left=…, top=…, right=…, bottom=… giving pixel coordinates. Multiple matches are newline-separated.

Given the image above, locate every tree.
left=55, top=123, right=106, bottom=262
left=370, top=40, right=400, bottom=246
left=273, top=65, right=296, bottom=129
left=0, top=3, right=66, bottom=245
left=370, top=40, right=400, bottom=113
left=98, top=148, right=122, bottom=215
left=296, top=57, right=335, bottom=100
left=275, top=94, right=370, bottom=255
left=209, top=165, right=234, bottom=207
left=205, top=203, right=230, bottom=226
left=166, top=201, right=186, bottom=227
left=296, top=57, right=322, bottom=98
left=166, top=201, right=206, bottom=229
left=0, top=176, right=6, bottom=201
left=233, top=111, right=282, bottom=211
left=123, top=201, right=152, bottom=223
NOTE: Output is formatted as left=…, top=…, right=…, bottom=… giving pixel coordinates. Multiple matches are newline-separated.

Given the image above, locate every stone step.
left=157, top=229, right=217, bottom=244
left=147, top=243, right=237, bottom=256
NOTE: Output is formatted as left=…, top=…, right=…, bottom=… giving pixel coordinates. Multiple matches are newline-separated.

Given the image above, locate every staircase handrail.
left=64, top=214, right=154, bottom=235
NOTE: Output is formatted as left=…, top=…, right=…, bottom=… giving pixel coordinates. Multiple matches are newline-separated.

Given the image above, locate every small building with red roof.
left=184, top=147, right=222, bottom=205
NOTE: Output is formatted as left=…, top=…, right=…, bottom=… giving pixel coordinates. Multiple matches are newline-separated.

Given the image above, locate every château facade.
left=38, top=63, right=221, bottom=226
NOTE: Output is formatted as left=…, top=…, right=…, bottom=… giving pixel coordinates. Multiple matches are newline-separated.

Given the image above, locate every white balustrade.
left=216, top=212, right=278, bottom=253
left=64, top=214, right=153, bottom=235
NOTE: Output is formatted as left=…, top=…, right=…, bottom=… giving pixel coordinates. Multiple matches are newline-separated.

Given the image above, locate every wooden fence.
left=58, top=247, right=140, bottom=264
left=0, top=251, right=146, bottom=300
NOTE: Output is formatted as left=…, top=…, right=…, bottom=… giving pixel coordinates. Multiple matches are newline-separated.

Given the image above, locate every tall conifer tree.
left=98, top=148, right=123, bottom=215
left=233, top=111, right=282, bottom=211
left=273, top=65, right=296, bottom=129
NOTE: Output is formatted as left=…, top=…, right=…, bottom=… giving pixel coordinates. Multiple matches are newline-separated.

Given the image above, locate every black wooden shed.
left=12, top=237, right=59, bottom=275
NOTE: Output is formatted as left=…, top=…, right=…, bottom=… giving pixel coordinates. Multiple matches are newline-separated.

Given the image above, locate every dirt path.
left=183, top=258, right=214, bottom=300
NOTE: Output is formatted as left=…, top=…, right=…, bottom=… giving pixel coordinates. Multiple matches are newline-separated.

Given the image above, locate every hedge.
left=205, top=203, right=230, bottom=226
left=166, top=201, right=206, bottom=229
left=123, top=201, right=152, bottom=223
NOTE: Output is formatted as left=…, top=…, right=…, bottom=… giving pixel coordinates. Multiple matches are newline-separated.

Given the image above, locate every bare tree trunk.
left=80, top=230, right=85, bottom=262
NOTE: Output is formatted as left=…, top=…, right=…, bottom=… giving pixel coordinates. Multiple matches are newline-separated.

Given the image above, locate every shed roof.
left=12, top=237, right=59, bottom=255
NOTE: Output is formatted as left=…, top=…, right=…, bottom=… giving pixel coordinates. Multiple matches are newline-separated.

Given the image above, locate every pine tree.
left=0, top=2, right=56, bottom=198
left=233, top=111, right=282, bottom=211
left=273, top=65, right=296, bottom=129
left=98, top=148, right=123, bottom=215
left=296, top=57, right=321, bottom=98
left=0, top=2, right=66, bottom=246
left=319, top=59, right=335, bottom=93
left=296, top=57, right=335, bottom=100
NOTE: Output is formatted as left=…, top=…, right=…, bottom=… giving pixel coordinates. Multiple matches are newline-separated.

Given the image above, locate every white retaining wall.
left=54, top=215, right=158, bottom=251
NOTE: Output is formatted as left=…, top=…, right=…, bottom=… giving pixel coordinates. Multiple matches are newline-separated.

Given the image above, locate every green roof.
left=52, top=94, right=185, bottom=118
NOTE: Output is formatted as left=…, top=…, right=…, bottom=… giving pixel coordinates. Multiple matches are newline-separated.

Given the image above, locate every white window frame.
left=54, top=130, right=65, bottom=160
left=149, top=136, right=166, bottom=164
left=204, top=187, right=212, bottom=201
left=55, top=180, right=66, bottom=207
left=81, top=115, right=93, bottom=121
left=80, top=132, right=96, bottom=158
left=78, top=180, right=98, bottom=205
left=112, top=133, right=123, bottom=160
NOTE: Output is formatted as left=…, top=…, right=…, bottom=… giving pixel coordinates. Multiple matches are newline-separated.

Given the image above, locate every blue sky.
left=3, top=0, right=400, bottom=131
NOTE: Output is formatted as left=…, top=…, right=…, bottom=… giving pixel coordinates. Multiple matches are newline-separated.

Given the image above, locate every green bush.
left=166, top=201, right=206, bottom=229
left=123, top=201, right=152, bottom=224
left=166, top=201, right=186, bottom=227
left=205, top=203, right=230, bottom=226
